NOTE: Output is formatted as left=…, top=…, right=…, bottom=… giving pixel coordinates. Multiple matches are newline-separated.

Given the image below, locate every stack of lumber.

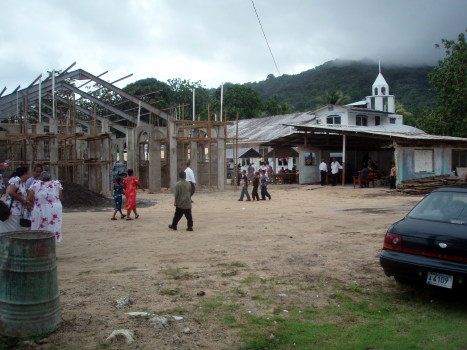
left=397, top=175, right=467, bottom=195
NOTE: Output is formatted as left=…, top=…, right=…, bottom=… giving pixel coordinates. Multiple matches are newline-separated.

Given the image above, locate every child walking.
left=238, top=169, right=251, bottom=201
left=111, top=177, right=126, bottom=220
left=260, top=169, right=271, bottom=200
left=251, top=171, right=260, bottom=201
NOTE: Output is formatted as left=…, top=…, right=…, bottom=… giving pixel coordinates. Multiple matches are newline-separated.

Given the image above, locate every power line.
left=250, top=0, right=280, bottom=76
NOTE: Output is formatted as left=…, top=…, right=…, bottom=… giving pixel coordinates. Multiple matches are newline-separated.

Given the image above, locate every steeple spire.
left=378, top=56, right=381, bottom=74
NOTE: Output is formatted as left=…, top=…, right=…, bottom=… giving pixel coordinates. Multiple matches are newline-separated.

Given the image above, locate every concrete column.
left=49, top=136, right=58, bottom=180
left=48, top=120, right=59, bottom=180
left=148, top=127, right=161, bottom=193
left=76, top=140, right=84, bottom=186
left=169, top=120, right=178, bottom=189
left=217, top=125, right=226, bottom=190
left=126, top=128, right=137, bottom=173
left=88, top=139, right=98, bottom=193
left=49, top=119, right=58, bottom=134
left=101, top=119, right=110, bottom=134
left=35, top=123, right=45, bottom=162
left=190, top=141, right=198, bottom=184
left=100, top=136, right=111, bottom=197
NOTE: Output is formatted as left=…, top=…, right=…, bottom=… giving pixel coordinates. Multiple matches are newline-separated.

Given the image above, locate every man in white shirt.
left=330, top=158, right=343, bottom=186
left=319, top=159, right=328, bottom=186
left=184, top=161, right=196, bottom=197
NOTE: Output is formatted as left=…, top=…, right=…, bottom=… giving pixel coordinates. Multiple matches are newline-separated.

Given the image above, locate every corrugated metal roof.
left=227, top=112, right=315, bottom=144
left=287, top=123, right=467, bottom=142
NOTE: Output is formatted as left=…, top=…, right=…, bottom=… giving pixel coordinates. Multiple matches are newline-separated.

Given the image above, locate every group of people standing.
left=319, top=157, right=343, bottom=186
left=0, top=164, right=63, bottom=242
left=319, top=157, right=397, bottom=188
left=238, top=163, right=272, bottom=201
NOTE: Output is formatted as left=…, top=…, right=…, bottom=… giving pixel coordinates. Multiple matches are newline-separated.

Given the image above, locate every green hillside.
left=244, top=59, right=435, bottom=112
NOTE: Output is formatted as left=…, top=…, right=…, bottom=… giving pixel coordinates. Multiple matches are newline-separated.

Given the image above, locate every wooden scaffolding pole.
left=208, top=105, right=212, bottom=188
left=234, top=112, right=239, bottom=190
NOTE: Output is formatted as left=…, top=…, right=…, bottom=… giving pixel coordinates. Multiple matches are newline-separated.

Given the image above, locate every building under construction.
left=0, top=64, right=230, bottom=196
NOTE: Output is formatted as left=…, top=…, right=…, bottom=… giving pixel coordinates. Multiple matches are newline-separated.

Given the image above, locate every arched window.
left=374, top=87, right=378, bottom=95
left=356, top=115, right=368, bottom=126
left=381, top=87, right=386, bottom=95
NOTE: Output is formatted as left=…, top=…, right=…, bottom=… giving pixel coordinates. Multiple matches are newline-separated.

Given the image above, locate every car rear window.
left=407, top=191, right=467, bottom=225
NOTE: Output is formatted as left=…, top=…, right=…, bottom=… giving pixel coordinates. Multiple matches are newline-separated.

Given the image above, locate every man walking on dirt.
left=169, top=170, right=193, bottom=231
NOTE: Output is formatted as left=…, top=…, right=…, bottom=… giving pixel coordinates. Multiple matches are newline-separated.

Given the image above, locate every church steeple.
left=372, top=72, right=389, bottom=96
left=365, top=61, right=395, bottom=113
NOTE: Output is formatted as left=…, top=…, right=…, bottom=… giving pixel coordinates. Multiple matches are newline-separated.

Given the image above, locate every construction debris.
left=396, top=175, right=467, bottom=195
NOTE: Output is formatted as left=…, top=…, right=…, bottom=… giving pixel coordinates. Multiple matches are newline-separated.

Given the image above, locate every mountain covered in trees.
left=244, top=59, right=435, bottom=112
left=122, top=59, right=436, bottom=122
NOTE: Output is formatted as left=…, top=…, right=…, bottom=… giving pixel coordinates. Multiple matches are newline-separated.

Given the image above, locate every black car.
left=380, top=185, right=467, bottom=290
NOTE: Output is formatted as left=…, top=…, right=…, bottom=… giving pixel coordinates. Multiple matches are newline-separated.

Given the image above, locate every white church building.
left=310, top=71, right=413, bottom=131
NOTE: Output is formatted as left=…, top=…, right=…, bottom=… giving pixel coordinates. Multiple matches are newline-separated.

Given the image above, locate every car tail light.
left=383, top=233, right=402, bottom=251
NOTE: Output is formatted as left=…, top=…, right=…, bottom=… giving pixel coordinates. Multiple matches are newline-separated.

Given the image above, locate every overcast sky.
left=1, top=0, right=466, bottom=93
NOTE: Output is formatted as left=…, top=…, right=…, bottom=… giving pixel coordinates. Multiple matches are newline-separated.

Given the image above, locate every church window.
left=374, top=87, right=378, bottom=95
left=375, top=116, right=381, bottom=125
left=390, top=118, right=396, bottom=124
left=381, top=87, right=386, bottom=95
left=326, top=115, right=341, bottom=125
left=356, top=115, right=368, bottom=126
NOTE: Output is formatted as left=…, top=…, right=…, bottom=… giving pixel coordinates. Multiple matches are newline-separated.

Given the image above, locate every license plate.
left=426, top=272, right=453, bottom=289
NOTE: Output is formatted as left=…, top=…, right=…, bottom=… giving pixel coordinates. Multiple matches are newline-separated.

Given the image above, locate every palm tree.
left=315, top=90, right=350, bottom=107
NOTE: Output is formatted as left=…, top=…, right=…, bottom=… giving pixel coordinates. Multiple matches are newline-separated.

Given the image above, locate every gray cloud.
left=0, top=0, right=465, bottom=92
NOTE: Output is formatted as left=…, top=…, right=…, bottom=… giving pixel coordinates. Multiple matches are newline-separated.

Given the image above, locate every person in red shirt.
left=122, top=169, right=144, bottom=220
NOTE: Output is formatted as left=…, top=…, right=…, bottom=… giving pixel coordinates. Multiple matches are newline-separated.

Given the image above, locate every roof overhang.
left=263, top=124, right=467, bottom=149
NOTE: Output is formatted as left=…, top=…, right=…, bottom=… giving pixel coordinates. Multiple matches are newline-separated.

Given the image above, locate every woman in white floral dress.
left=0, top=166, right=31, bottom=233
left=27, top=171, right=63, bottom=242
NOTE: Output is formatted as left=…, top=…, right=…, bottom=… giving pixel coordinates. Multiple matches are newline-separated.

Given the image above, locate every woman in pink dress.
left=27, top=171, right=63, bottom=242
left=122, top=169, right=144, bottom=220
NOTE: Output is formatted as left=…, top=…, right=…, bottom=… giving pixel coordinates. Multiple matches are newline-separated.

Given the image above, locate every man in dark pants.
left=319, top=159, right=327, bottom=186
left=169, top=171, right=193, bottom=231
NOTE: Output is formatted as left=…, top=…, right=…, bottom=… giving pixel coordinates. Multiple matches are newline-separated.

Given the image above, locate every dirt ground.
left=39, top=184, right=423, bottom=349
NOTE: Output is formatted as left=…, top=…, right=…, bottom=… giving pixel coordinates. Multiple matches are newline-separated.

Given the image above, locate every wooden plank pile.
left=397, top=175, right=467, bottom=195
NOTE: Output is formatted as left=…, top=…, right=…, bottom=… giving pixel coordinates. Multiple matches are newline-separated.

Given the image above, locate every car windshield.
left=407, top=191, right=467, bottom=225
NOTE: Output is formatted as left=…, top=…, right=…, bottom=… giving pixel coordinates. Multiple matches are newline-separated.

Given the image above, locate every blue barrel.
left=0, top=231, right=61, bottom=337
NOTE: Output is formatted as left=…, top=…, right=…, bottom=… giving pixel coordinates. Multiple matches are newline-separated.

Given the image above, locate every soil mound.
left=61, top=181, right=113, bottom=209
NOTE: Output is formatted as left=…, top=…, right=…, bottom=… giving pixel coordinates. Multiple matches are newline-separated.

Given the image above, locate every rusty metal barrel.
left=0, top=231, right=61, bottom=337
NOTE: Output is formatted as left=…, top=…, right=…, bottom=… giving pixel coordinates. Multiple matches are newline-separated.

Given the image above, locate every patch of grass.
left=251, top=294, right=273, bottom=304
left=232, top=288, right=247, bottom=297
left=228, top=261, right=246, bottom=268
left=348, top=284, right=365, bottom=294
left=94, top=340, right=111, bottom=349
left=221, top=270, right=239, bottom=277
left=157, top=305, right=188, bottom=315
left=108, top=266, right=137, bottom=274
left=203, top=301, right=224, bottom=309
left=232, top=287, right=467, bottom=350
left=78, top=270, right=91, bottom=275
left=159, top=289, right=180, bottom=296
left=161, top=268, right=197, bottom=280
left=242, top=275, right=266, bottom=284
